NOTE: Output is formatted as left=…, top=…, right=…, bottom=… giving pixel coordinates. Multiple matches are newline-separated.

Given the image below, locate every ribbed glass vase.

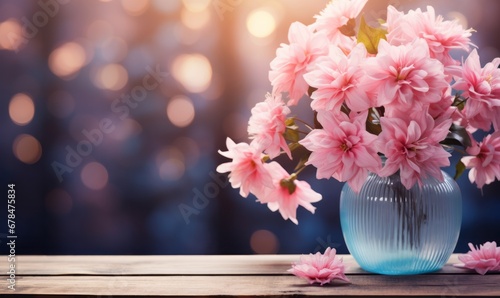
left=340, top=170, right=462, bottom=275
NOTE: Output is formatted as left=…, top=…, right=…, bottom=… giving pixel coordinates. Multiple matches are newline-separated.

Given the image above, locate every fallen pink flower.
left=288, top=247, right=349, bottom=285
left=455, top=241, right=500, bottom=275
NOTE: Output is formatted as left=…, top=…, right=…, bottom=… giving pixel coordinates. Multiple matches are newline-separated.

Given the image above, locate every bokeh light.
left=156, top=146, right=185, bottom=181
left=182, top=0, right=211, bottom=13
left=0, top=19, right=23, bottom=51
left=81, top=162, right=109, bottom=190
left=92, top=63, right=129, bottom=90
left=447, top=11, right=468, bottom=29
left=9, top=93, right=35, bottom=126
left=87, top=20, right=114, bottom=41
left=166, top=95, right=195, bottom=127
left=250, top=229, right=279, bottom=254
left=48, top=42, right=87, bottom=79
left=181, top=8, right=211, bottom=30
left=152, top=0, right=180, bottom=13
left=45, top=188, right=73, bottom=215
left=12, top=134, right=42, bottom=164
left=109, top=118, right=143, bottom=141
left=246, top=9, right=276, bottom=38
left=171, top=53, right=212, bottom=93
left=121, top=0, right=150, bottom=16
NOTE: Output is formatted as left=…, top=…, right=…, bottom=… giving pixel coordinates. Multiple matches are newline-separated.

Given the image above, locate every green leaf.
left=452, top=94, right=467, bottom=111
left=442, top=124, right=472, bottom=148
left=366, top=108, right=382, bottom=135
left=307, top=86, right=317, bottom=97
left=339, top=18, right=356, bottom=37
left=313, top=111, right=322, bottom=129
left=357, top=15, right=387, bottom=55
left=284, top=118, right=300, bottom=143
left=288, top=142, right=302, bottom=152
left=294, top=151, right=310, bottom=172
left=284, top=128, right=299, bottom=143
left=285, top=117, right=296, bottom=127
left=454, top=160, right=466, bottom=180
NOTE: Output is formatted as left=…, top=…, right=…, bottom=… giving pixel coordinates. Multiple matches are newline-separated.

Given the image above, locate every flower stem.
left=293, top=164, right=308, bottom=177
left=443, top=145, right=468, bottom=156
left=293, top=117, right=314, bottom=131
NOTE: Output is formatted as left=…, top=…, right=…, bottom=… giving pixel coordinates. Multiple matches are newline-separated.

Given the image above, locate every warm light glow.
left=246, top=9, right=276, bottom=38
left=152, top=0, right=180, bottom=13
left=0, top=19, right=23, bottom=51
left=156, top=147, right=185, bottom=180
left=109, top=118, right=142, bottom=141
left=181, top=8, right=211, bottom=30
left=81, top=162, right=109, bottom=190
left=159, top=158, right=185, bottom=180
left=9, top=93, right=35, bottom=126
left=250, top=229, right=279, bottom=254
left=182, top=0, right=210, bottom=13
left=13, top=134, right=42, bottom=164
left=166, top=95, right=195, bottom=127
left=87, top=20, right=114, bottom=41
left=448, top=11, right=468, bottom=29
left=171, top=54, right=212, bottom=93
left=121, top=0, right=150, bottom=16
left=156, top=146, right=184, bottom=165
left=49, top=42, right=87, bottom=78
left=93, top=63, right=129, bottom=90
left=45, top=188, right=73, bottom=215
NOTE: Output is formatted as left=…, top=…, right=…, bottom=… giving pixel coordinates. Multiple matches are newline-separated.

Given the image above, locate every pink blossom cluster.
left=217, top=1, right=500, bottom=223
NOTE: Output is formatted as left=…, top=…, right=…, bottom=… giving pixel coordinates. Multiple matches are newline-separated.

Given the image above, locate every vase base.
left=357, top=257, right=443, bottom=275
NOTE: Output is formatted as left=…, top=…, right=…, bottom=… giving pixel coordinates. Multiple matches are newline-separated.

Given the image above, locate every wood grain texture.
left=0, top=254, right=498, bottom=297
left=3, top=254, right=466, bottom=276
left=1, top=275, right=499, bottom=296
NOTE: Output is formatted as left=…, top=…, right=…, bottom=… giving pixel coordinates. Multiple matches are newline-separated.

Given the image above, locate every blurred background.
left=0, top=0, right=499, bottom=255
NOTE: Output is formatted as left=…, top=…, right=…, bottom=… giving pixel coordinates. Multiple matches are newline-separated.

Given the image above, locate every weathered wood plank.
left=2, top=254, right=470, bottom=276
left=1, top=274, right=498, bottom=296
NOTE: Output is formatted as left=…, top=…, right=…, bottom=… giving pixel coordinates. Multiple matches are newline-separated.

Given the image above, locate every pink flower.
left=304, top=43, right=371, bottom=112
left=456, top=242, right=500, bottom=275
left=216, top=138, right=273, bottom=198
left=461, top=132, right=500, bottom=189
left=313, top=0, right=368, bottom=46
left=428, top=87, right=456, bottom=119
left=248, top=93, right=291, bottom=159
left=255, top=162, right=321, bottom=225
left=300, top=111, right=381, bottom=192
left=363, top=38, right=449, bottom=117
left=377, top=111, right=452, bottom=189
left=452, top=49, right=500, bottom=131
left=269, top=22, right=328, bottom=105
left=386, top=5, right=473, bottom=67
left=288, top=247, right=349, bottom=285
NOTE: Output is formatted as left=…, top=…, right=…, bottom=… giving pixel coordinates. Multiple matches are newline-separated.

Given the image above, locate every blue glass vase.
left=340, top=170, right=462, bottom=275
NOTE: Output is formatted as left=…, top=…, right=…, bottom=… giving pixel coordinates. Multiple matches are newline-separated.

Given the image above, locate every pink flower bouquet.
left=217, top=0, right=500, bottom=224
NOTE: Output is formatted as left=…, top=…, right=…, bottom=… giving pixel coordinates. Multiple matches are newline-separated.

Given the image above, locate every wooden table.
left=0, top=254, right=499, bottom=297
